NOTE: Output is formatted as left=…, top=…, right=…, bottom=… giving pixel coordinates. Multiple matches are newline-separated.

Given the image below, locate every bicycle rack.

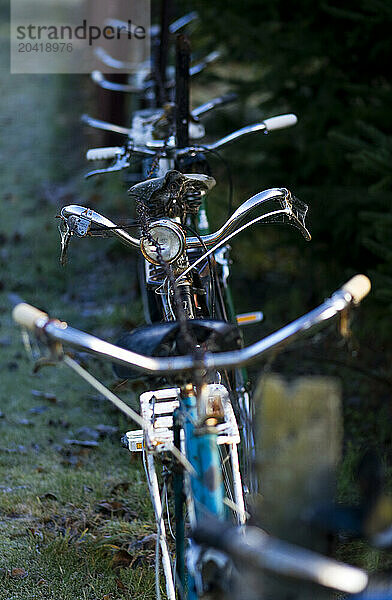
left=124, top=384, right=240, bottom=452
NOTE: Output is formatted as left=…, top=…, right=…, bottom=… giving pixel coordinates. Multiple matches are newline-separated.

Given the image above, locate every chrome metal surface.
left=81, top=114, right=133, bottom=136
left=103, top=18, right=137, bottom=34
left=140, top=219, right=186, bottom=265
left=74, top=215, right=91, bottom=237
left=169, top=11, right=198, bottom=33
left=179, top=205, right=310, bottom=283
left=214, top=246, right=231, bottom=287
left=192, top=93, right=238, bottom=118
left=59, top=219, right=71, bottom=266
left=93, top=46, right=144, bottom=72
left=81, top=116, right=293, bottom=161
left=40, top=289, right=353, bottom=375
left=189, top=51, right=221, bottom=76
left=186, top=187, right=287, bottom=249
left=61, top=205, right=140, bottom=248
left=91, top=71, right=141, bottom=93
left=195, top=524, right=368, bottom=594
left=245, top=527, right=368, bottom=593
left=145, top=137, right=176, bottom=149
left=85, top=149, right=133, bottom=178
left=206, top=122, right=267, bottom=150
left=129, top=144, right=156, bottom=157
left=140, top=121, right=267, bottom=152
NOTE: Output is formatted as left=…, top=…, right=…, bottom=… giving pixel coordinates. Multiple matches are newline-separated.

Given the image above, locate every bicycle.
left=58, top=175, right=307, bottom=504
left=73, top=23, right=301, bottom=504
left=13, top=273, right=371, bottom=599
left=14, top=11, right=375, bottom=598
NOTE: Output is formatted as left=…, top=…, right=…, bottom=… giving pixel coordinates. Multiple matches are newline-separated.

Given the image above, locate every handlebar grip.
left=341, top=274, right=371, bottom=304
left=86, top=147, right=123, bottom=161
left=12, top=303, right=48, bottom=330
left=263, top=113, right=298, bottom=131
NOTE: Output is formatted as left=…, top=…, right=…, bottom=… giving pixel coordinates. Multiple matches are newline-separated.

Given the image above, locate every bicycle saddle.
left=128, top=170, right=216, bottom=218
left=113, top=319, right=241, bottom=379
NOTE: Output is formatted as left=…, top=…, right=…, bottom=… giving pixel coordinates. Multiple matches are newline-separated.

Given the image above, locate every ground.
left=2, top=8, right=392, bottom=599
left=0, top=20, right=162, bottom=598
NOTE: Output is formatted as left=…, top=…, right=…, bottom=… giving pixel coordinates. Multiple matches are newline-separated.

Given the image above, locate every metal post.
left=175, top=34, right=190, bottom=149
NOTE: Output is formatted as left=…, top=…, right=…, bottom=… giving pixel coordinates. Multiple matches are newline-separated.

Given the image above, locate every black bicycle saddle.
left=128, top=170, right=216, bottom=218
left=113, top=319, right=241, bottom=379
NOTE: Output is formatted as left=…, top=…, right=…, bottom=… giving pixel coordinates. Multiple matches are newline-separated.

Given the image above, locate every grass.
left=0, top=19, right=163, bottom=599
left=2, top=7, right=392, bottom=598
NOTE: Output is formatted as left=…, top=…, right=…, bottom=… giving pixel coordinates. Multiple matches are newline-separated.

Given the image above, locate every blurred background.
left=1, top=0, right=392, bottom=596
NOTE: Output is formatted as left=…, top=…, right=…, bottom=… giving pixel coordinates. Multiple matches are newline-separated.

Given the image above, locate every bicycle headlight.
left=140, top=220, right=185, bottom=265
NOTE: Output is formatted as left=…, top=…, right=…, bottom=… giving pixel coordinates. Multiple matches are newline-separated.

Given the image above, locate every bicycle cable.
left=185, top=145, right=234, bottom=218
left=185, top=223, right=216, bottom=318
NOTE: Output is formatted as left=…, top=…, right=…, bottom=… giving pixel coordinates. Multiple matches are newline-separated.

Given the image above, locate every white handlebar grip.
left=341, top=274, right=371, bottom=304
left=263, top=113, right=298, bottom=131
left=86, top=147, right=123, bottom=161
left=12, top=303, right=48, bottom=330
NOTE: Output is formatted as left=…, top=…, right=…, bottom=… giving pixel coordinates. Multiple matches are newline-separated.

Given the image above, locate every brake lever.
left=84, top=144, right=158, bottom=178
left=59, top=218, right=72, bottom=266
left=61, top=205, right=140, bottom=249
left=58, top=207, right=108, bottom=264
left=58, top=213, right=92, bottom=265
left=283, top=193, right=311, bottom=242
left=85, top=151, right=131, bottom=179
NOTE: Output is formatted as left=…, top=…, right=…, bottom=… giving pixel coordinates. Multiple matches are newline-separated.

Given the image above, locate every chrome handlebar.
left=168, top=11, right=198, bottom=34
left=142, top=115, right=297, bottom=152
left=83, top=93, right=238, bottom=147
left=91, top=71, right=141, bottom=93
left=191, top=93, right=238, bottom=118
left=60, top=205, right=139, bottom=248
left=186, top=187, right=289, bottom=249
left=81, top=114, right=133, bottom=137
left=193, top=521, right=368, bottom=594
left=12, top=276, right=371, bottom=375
left=60, top=187, right=306, bottom=254
left=91, top=51, right=221, bottom=94
left=83, top=116, right=298, bottom=181
left=93, top=12, right=199, bottom=75
left=84, top=114, right=298, bottom=169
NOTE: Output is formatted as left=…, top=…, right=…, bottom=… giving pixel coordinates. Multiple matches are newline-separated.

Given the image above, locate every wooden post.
left=86, top=0, right=149, bottom=143
left=241, top=375, right=342, bottom=599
